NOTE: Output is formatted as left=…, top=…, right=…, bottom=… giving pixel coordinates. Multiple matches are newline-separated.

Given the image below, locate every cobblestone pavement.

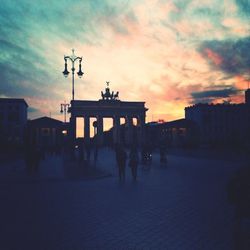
left=0, top=148, right=247, bottom=250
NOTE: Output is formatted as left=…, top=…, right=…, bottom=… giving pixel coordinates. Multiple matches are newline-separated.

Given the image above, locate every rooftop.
left=0, top=98, right=28, bottom=107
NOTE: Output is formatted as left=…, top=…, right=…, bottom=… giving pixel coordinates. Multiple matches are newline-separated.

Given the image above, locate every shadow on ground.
left=64, top=159, right=112, bottom=180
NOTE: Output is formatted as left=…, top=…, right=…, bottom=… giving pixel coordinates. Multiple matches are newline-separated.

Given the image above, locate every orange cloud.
left=234, top=75, right=250, bottom=90
left=21, top=0, right=248, bottom=126
left=204, top=48, right=223, bottom=66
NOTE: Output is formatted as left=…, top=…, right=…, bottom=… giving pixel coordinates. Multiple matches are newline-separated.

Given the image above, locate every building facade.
left=26, top=117, right=63, bottom=151
left=185, top=89, right=250, bottom=148
left=145, top=119, right=197, bottom=148
left=0, top=98, right=28, bottom=147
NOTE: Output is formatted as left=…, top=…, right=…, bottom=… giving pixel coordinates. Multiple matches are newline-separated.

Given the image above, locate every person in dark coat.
left=115, top=144, right=127, bottom=181
left=78, top=141, right=85, bottom=167
left=24, top=140, right=40, bottom=174
left=227, top=165, right=250, bottom=250
left=94, top=144, right=99, bottom=167
left=159, top=140, right=167, bottom=165
left=129, top=145, right=139, bottom=181
left=33, top=146, right=41, bottom=173
left=85, top=139, right=92, bottom=165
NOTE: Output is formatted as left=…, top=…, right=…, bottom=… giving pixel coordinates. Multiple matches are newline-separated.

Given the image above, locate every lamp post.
left=62, top=49, right=83, bottom=101
left=60, top=102, right=70, bottom=123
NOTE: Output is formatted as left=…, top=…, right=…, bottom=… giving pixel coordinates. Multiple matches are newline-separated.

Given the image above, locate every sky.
left=1, top=0, right=250, bottom=124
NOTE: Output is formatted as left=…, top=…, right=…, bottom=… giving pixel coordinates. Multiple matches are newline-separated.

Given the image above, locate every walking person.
left=78, top=141, right=85, bottom=167
left=24, top=144, right=33, bottom=174
left=33, top=145, right=41, bottom=173
left=94, top=144, right=99, bottom=167
left=84, top=138, right=92, bottom=166
left=24, top=140, right=40, bottom=174
left=227, top=165, right=250, bottom=250
left=159, top=140, right=167, bottom=165
left=115, top=144, right=127, bottom=181
left=129, top=145, right=139, bottom=181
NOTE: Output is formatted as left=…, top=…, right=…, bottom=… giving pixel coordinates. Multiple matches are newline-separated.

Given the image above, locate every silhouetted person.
left=24, top=144, right=33, bottom=174
left=227, top=165, right=250, bottom=250
left=78, top=142, right=85, bottom=167
left=94, top=145, right=99, bottom=166
left=159, top=140, right=167, bottom=165
left=141, top=143, right=152, bottom=167
left=25, top=143, right=41, bottom=174
left=141, top=144, right=147, bottom=165
left=115, top=144, right=127, bottom=181
left=33, top=146, right=41, bottom=173
left=85, top=139, right=91, bottom=165
left=129, top=145, right=139, bottom=181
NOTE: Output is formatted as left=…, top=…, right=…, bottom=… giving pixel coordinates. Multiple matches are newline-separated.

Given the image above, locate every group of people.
left=115, top=142, right=168, bottom=181
left=24, top=144, right=42, bottom=174
left=76, top=139, right=99, bottom=167
left=115, top=144, right=139, bottom=181
left=141, top=144, right=153, bottom=165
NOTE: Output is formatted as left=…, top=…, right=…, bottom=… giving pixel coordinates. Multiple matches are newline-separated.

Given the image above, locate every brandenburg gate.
left=68, top=82, right=148, bottom=146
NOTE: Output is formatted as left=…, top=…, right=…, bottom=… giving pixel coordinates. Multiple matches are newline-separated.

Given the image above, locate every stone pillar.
left=126, top=116, right=133, bottom=146
left=97, top=116, right=103, bottom=146
left=138, top=115, right=146, bottom=146
left=69, top=100, right=76, bottom=142
left=70, top=115, right=77, bottom=141
left=84, top=116, right=90, bottom=140
left=113, top=116, right=120, bottom=145
left=69, top=115, right=76, bottom=159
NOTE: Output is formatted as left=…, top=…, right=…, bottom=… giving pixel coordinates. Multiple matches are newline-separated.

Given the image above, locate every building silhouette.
left=145, top=119, right=197, bottom=148
left=185, top=89, right=250, bottom=148
left=145, top=89, right=250, bottom=149
left=245, top=88, right=250, bottom=105
left=26, top=116, right=64, bottom=152
left=0, top=98, right=28, bottom=149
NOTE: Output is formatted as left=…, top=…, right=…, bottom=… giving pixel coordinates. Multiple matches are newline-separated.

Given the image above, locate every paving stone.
left=0, top=149, right=247, bottom=249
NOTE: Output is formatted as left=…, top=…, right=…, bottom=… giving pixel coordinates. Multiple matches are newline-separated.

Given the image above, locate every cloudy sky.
left=1, top=0, right=250, bottom=123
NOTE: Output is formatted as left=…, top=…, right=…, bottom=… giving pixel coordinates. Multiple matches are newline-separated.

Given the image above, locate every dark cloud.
left=191, top=86, right=240, bottom=103
left=0, top=39, right=53, bottom=98
left=235, top=0, right=250, bottom=16
left=0, top=0, right=135, bottom=43
left=0, top=64, right=34, bottom=97
left=203, top=84, right=232, bottom=90
left=28, top=107, right=39, bottom=113
left=199, top=37, right=250, bottom=75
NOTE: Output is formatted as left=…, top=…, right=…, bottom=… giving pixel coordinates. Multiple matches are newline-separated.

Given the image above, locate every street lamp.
left=62, top=49, right=84, bottom=101
left=60, top=102, right=70, bottom=123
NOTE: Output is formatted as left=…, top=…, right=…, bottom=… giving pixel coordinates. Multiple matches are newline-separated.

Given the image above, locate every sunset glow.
left=1, top=0, right=250, bottom=123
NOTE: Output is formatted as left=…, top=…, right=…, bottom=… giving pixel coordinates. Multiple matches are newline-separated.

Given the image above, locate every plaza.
left=0, top=148, right=248, bottom=250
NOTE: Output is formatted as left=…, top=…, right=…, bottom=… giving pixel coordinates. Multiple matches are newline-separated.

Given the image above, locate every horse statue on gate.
left=101, top=82, right=119, bottom=101
left=114, top=91, right=119, bottom=100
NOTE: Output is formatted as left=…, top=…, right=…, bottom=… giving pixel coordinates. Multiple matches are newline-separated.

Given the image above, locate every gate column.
left=97, top=116, right=103, bottom=146
left=84, top=116, right=90, bottom=140
left=138, top=115, right=146, bottom=146
left=126, top=116, right=133, bottom=146
left=69, top=114, right=76, bottom=159
left=70, top=115, right=76, bottom=141
left=113, top=115, right=120, bottom=145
